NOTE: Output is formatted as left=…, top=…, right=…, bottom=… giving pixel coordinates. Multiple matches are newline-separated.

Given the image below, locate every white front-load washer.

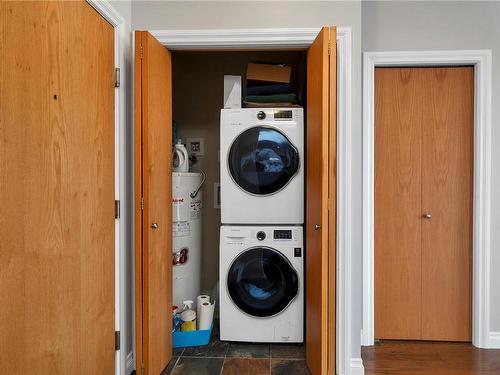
left=219, top=225, right=303, bottom=343
left=220, top=108, right=304, bottom=224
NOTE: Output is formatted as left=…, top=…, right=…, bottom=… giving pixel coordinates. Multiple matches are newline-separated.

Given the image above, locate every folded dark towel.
left=243, top=93, right=297, bottom=104
left=246, top=83, right=292, bottom=96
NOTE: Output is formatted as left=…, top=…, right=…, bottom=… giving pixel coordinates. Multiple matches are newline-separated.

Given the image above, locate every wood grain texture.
left=134, top=30, right=145, bottom=374
left=0, top=2, right=115, bottom=374
left=374, top=67, right=473, bottom=342
left=421, top=67, right=473, bottom=341
left=374, top=67, right=423, bottom=340
left=362, top=340, right=500, bottom=375
left=135, top=31, right=173, bottom=374
left=327, top=26, right=337, bottom=375
left=305, top=26, right=329, bottom=375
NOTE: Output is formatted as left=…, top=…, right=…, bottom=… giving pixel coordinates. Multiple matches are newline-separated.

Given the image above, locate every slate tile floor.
left=162, top=321, right=310, bottom=375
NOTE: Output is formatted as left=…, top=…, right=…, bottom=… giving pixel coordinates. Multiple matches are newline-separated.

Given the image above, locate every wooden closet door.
left=421, top=67, right=473, bottom=341
left=0, top=2, right=115, bottom=373
left=306, top=26, right=336, bottom=375
left=375, top=67, right=473, bottom=342
left=135, top=31, right=173, bottom=375
left=374, top=67, right=423, bottom=339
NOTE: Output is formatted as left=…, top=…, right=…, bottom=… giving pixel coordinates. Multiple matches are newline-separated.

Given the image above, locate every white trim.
left=149, top=28, right=322, bottom=50
left=489, top=332, right=500, bottom=348
left=350, top=358, right=365, bottom=375
left=149, top=26, right=355, bottom=373
left=336, top=28, right=354, bottom=375
left=86, top=0, right=123, bottom=28
left=362, top=50, right=492, bottom=348
left=86, top=1, right=128, bottom=374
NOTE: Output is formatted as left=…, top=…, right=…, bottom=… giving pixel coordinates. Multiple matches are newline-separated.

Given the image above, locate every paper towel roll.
left=197, top=294, right=210, bottom=323
left=198, top=301, right=215, bottom=330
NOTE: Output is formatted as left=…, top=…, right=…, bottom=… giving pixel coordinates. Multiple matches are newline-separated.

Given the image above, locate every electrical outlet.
left=187, top=138, right=204, bottom=156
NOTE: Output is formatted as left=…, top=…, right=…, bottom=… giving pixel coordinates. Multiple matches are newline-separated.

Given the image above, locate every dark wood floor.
left=362, top=340, right=500, bottom=375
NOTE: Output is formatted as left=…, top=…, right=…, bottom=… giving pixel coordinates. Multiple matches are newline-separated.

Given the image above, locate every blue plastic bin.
left=172, top=324, right=213, bottom=348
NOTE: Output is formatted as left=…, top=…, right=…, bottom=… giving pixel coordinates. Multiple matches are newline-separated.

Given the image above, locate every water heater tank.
left=172, top=172, right=203, bottom=309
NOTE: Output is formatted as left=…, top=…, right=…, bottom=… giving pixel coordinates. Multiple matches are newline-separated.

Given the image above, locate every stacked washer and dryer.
left=219, top=108, right=304, bottom=343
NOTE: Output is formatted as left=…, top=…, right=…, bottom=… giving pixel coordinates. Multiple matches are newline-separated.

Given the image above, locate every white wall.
left=125, top=1, right=500, bottom=371
left=132, top=0, right=363, bottom=360
left=362, top=0, right=500, bottom=336
left=111, top=0, right=131, bottom=27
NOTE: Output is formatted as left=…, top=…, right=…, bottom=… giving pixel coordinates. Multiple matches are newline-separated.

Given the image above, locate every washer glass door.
left=228, top=126, right=299, bottom=195
left=227, top=247, right=298, bottom=317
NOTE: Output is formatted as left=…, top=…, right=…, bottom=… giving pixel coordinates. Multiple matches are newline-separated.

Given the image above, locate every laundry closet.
left=134, top=27, right=337, bottom=375
left=172, top=50, right=306, bottom=299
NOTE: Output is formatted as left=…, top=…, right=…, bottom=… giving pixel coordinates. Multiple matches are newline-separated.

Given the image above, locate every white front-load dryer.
left=220, top=108, right=304, bottom=224
left=219, top=225, right=303, bottom=343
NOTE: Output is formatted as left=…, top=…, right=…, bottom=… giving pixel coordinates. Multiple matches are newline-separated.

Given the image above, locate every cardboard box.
left=246, top=63, right=291, bottom=83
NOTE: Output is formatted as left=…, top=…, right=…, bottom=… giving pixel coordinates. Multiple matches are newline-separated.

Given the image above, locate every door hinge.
left=327, top=198, right=331, bottom=211
left=140, top=45, right=143, bottom=60
left=328, top=42, right=331, bottom=56
left=114, top=67, right=120, bottom=88
left=141, top=363, right=145, bottom=375
left=115, top=200, right=120, bottom=219
left=115, top=331, right=120, bottom=351
left=140, top=197, right=144, bottom=210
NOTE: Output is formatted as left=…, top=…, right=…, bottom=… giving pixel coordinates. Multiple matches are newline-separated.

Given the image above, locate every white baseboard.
left=350, top=358, right=365, bottom=375
left=488, top=332, right=500, bottom=348
left=125, top=352, right=134, bottom=375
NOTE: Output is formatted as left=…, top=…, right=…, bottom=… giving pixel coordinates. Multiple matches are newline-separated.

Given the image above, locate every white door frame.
left=85, top=1, right=127, bottom=374
left=362, top=50, right=493, bottom=348
left=148, top=27, right=355, bottom=374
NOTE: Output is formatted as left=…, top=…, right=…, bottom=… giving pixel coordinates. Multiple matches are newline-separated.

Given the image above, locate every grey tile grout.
left=169, top=356, right=181, bottom=375
left=181, top=355, right=226, bottom=359
left=271, top=357, right=305, bottom=360
left=219, top=358, right=224, bottom=375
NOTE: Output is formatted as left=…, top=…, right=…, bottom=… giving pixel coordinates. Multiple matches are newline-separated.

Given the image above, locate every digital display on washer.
left=274, top=110, right=293, bottom=120
left=274, top=230, right=292, bottom=239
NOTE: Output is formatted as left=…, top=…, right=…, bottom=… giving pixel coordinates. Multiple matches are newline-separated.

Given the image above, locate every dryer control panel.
left=273, top=109, right=293, bottom=120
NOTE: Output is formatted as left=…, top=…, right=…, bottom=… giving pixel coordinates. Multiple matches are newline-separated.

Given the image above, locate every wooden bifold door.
left=374, top=66, right=473, bottom=342
left=1, top=2, right=116, bottom=373
left=135, top=31, right=173, bottom=375
left=135, top=27, right=336, bottom=375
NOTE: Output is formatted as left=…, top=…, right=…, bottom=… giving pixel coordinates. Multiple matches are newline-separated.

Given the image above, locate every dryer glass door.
left=227, top=247, right=298, bottom=317
left=228, top=126, right=299, bottom=195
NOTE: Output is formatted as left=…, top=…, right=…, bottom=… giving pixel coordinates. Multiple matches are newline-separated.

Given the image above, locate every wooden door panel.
left=375, top=67, right=473, bottom=342
left=374, top=68, right=423, bottom=339
left=327, top=26, right=337, bottom=375
left=306, top=26, right=335, bottom=375
left=135, top=31, right=173, bottom=374
left=421, top=67, right=473, bottom=341
left=0, top=2, right=115, bottom=373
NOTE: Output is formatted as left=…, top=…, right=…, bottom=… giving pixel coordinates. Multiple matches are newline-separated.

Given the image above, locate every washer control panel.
left=220, top=226, right=302, bottom=245
left=273, top=230, right=292, bottom=240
